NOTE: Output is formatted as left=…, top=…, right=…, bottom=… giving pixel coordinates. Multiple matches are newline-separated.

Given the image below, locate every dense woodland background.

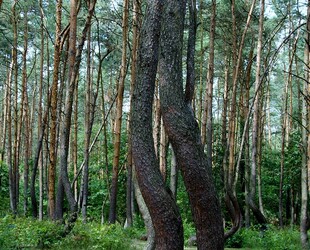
left=0, top=0, right=309, bottom=249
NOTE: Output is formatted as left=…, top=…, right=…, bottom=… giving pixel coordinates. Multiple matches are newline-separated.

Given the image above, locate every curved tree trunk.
left=131, top=1, right=184, bottom=248
left=158, top=1, right=224, bottom=249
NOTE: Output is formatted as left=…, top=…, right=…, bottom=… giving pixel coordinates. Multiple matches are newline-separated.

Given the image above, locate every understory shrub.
left=225, top=225, right=302, bottom=249
left=0, top=216, right=137, bottom=249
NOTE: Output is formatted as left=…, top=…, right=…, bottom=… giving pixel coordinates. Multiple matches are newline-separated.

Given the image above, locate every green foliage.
left=0, top=215, right=63, bottom=249
left=56, top=222, right=135, bottom=250
left=0, top=216, right=137, bottom=249
left=225, top=226, right=302, bottom=250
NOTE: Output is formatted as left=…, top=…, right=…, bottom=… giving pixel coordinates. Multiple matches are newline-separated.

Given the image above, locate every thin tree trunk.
left=109, top=0, right=129, bottom=224
left=7, top=49, right=14, bottom=215
left=81, top=25, right=93, bottom=223
left=201, top=0, right=215, bottom=154
left=38, top=0, right=45, bottom=221
left=125, top=0, right=142, bottom=228
left=250, top=0, right=267, bottom=226
left=48, top=0, right=63, bottom=220
left=300, top=2, right=309, bottom=248
left=21, top=9, right=30, bottom=215
left=55, top=0, right=97, bottom=227
left=10, top=0, right=18, bottom=215
left=133, top=169, right=155, bottom=250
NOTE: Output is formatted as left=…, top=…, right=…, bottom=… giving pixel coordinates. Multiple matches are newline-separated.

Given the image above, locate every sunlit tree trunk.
left=109, top=0, right=129, bottom=223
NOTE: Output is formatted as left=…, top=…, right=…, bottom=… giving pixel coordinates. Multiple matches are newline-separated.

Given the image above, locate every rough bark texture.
left=48, top=0, right=62, bottom=219
left=158, top=1, right=224, bottom=249
left=131, top=1, right=184, bottom=248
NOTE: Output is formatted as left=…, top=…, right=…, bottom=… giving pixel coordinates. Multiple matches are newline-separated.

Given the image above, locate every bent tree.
left=158, top=0, right=224, bottom=248
left=131, top=0, right=184, bottom=248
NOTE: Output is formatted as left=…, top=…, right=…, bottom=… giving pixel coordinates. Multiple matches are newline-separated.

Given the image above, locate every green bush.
left=0, top=215, right=63, bottom=249
left=240, top=226, right=302, bottom=250
left=0, top=216, right=137, bottom=249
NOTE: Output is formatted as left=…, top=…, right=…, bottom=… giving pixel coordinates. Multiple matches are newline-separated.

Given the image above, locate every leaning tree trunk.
left=158, top=0, right=224, bottom=248
left=131, top=1, right=184, bottom=248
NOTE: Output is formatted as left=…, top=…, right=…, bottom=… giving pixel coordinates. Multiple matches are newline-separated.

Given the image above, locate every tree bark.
left=300, top=2, right=309, bottom=248
left=48, top=0, right=63, bottom=220
left=131, top=1, right=184, bottom=248
left=109, top=0, right=129, bottom=224
left=250, top=0, right=267, bottom=226
left=125, top=0, right=142, bottom=228
left=158, top=1, right=224, bottom=248
left=55, top=0, right=97, bottom=225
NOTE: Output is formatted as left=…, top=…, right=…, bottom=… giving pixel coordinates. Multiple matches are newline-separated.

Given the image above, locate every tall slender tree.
left=109, top=0, right=129, bottom=223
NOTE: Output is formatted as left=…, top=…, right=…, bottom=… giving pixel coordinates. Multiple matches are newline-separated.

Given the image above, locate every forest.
left=0, top=0, right=309, bottom=249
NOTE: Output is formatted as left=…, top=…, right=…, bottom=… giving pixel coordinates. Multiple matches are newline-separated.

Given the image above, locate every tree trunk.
left=38, top=0, right=45, bottom=221
left=133, top=168, right=155, bottom=250
left=55, top=0, right=97, bottom=226
left=201, top=0, right=215, bottom=155
left=170, top=147, right=178, bottom=199
left=125, top=0, right=142, bottom=228
left=250, top=0, right=267, bottom=226
left=21, top=9, right=30, bottom=215
left=48, top=0, right=63, bottom=220
left=108, top=0, right=129, bottom=224
left=7, top=49, right=14, bottom=215
left=131, top=1, right=184, bottom=248
left=158, top=1, right=224, bottom=248
left=300, top=2, right=309, bottom=248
